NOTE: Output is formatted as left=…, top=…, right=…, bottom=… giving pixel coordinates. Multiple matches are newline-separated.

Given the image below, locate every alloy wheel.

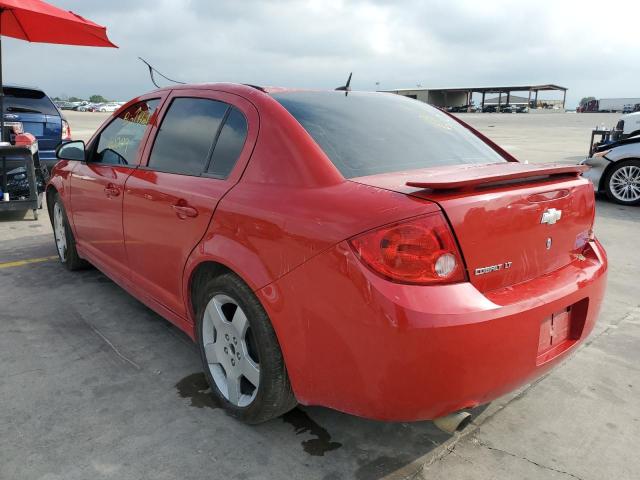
left=53, top=202, right=67, bottom=261
left=609, top=165, right=640, bottom=203
left=202, top=294, right=260, bottom=407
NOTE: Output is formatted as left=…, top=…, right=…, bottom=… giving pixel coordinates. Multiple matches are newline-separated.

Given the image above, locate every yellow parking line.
left=0, top=256, right=58, bottom=269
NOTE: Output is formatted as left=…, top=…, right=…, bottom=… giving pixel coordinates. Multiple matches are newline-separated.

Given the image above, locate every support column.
left=0, top=10, right=4, bottom=143
left=534, top=90, right=538, bottom=109
left=481, top=91, right=486, bottom=111
left=467, top=91, right=471, bottom=112
left=506, top=91, right=510, bottom=107
left=527, top=89, right=532, bottom=110
left=498, top=92, right=502, bottom=112
left=562, top=89, right=566, bottom=110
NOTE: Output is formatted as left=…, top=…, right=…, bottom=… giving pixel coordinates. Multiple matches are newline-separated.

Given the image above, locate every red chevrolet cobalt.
left=48, top=84, right=607, bottom=425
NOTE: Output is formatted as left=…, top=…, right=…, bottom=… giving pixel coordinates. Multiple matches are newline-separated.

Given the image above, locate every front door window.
left=91, top=99, right=160, bottom=165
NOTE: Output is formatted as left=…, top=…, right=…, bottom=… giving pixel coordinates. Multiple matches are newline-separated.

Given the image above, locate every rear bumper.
left=38, top=147, right=63, bottom=171
left=259, top=238, right=607, bottom=421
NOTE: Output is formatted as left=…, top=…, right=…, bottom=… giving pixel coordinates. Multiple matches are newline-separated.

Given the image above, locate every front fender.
left=603, top=143, right=640, bottom=162
left=46, top=160, right=74, bottom=217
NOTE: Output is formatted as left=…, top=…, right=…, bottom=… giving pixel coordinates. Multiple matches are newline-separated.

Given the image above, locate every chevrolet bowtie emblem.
left=541, top=208, right=562, bottom=225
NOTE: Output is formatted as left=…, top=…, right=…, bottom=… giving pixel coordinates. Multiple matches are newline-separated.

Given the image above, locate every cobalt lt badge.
left=541, top=208, right=562, bottom=225
left=546, top=237, right=552, bottom=250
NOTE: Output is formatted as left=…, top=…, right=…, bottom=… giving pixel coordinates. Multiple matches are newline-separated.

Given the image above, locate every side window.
left=148, top=97, right=228, bottom=176
left=207, top=107, right=248, bottom=178
left=92, top=99, right=159, bottom=165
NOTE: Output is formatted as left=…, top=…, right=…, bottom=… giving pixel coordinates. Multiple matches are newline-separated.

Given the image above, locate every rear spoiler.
left=406, top=163, right=588, bottom=190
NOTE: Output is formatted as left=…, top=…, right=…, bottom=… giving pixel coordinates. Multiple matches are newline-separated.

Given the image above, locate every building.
left=380, top=84, right=568, bottom=111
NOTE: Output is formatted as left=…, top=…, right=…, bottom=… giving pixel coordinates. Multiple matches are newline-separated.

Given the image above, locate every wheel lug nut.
left=225, top=334, right=229, bottom=341
left=236, top=352, right=241, bottom=359
left=233, top=337, right=237, bottom=345
left=224, top=347, right=228, bottom=354
left=231, top=359, right=235, bottom=366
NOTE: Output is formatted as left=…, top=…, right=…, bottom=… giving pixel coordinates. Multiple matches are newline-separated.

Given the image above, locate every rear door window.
left=207, top=107, right=248, bottom=178
left=92, top=99, right=159, bottom=165
left=273, top=91, right=506, bottom=178
left=148, top=97, right=228, bottom=176
left=3, top=87, right=58, bottom=116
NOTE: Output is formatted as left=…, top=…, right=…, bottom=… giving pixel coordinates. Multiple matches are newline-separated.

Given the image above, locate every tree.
left=68, top=96, right=83, bottom=102
left=89, top=94, right=108, bottom=103
left=579, top=96, right=596, bottom=106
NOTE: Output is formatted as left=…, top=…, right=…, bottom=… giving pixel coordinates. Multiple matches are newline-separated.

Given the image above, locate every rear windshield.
left=272, top=91, right=506, bottom=178
left=2, top=87, right=58, bottom=116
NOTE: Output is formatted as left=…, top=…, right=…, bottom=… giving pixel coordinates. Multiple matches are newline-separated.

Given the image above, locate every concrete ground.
left=0, top=112, right=638, bottom=480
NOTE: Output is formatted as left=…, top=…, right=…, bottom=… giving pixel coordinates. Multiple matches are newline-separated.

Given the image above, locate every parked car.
left=446, top=105, right=474, bottom=113
left=76, top=103, right=97, bottom=112
left=54, top=101, right=74, bottom=110
left=582, top=138, right=640, bottom=205
left=48, top=84, right=608, bottom=425
left=2, top=84, right=72, bottom=170
left=98, top=102, right=121, bottom=112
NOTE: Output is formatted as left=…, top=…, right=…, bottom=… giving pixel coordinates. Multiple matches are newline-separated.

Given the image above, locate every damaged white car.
left=582, top=138, right=640, bottom=205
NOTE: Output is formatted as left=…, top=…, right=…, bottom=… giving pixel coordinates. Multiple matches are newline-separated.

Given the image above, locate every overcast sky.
left=3, top=0, right=639, bottom=107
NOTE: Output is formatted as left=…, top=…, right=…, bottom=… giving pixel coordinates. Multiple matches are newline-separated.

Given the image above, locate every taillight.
left=349, top=213, right=467, bottom=285
left=61, top=119, right=72, bottom=141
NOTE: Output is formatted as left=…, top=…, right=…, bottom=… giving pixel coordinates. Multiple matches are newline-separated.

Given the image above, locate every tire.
left=604, top=159, right=640, bottom=206
left=196, top=272, right=297, bottom=424
left=51, top=193, right=89, bottom=270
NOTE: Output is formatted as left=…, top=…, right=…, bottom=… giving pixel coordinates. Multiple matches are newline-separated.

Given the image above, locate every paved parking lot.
left=1, top=111, right=638, bottom=480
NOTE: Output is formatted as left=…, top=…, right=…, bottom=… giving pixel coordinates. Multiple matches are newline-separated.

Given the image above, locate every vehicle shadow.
left=0, top=238, right=489, bottom=480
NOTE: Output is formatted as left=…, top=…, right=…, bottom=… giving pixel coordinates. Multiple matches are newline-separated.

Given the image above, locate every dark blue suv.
left=3, top=84, right=71, bottom=170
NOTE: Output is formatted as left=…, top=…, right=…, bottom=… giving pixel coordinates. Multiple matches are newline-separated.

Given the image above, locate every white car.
left=98, top=103, right=121, bottom=112
left=77, top=103, right=97, bottom=112
left=582, top=139, right=640, bottom=206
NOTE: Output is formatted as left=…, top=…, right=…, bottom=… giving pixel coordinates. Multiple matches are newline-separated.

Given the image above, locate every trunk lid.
left=351, top=162, right=595, bottom=293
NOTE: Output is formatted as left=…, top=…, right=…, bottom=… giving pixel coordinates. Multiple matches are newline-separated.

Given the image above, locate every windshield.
left=3, top=87, right=59, bottom=116
left=272, top=91, right=506, bottom=178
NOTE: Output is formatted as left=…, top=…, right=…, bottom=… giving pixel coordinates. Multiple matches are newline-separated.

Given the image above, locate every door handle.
left=104, top=183, right=120, bottom=197
left=171, top=204, right=198, bottom=219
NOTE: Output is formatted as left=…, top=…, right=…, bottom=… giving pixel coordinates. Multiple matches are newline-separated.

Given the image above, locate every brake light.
left=61, top=119, right=72, bottom=141
left=349, top=213, right=467, bottom=285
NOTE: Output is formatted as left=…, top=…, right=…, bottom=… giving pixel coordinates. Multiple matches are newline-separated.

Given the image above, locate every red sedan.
left=48, top=84, right=607, bottom=425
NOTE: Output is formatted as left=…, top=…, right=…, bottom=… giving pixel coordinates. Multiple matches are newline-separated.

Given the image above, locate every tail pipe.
left=433, top=411, right=472, bottom=434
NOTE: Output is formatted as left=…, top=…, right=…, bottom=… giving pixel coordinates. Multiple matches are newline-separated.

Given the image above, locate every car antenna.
left=138, top=57, right=186, bottom=89
left=335, top=72, right=352, bottom=96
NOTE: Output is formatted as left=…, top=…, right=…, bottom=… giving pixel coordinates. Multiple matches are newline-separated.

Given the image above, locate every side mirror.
left=56, top=140, right=86, bottom=162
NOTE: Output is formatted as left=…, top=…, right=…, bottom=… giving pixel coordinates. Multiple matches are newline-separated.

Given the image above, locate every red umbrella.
left=0, top=0, right=117, bottom=139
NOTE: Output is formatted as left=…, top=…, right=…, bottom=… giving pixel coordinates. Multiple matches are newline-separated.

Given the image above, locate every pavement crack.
left=583, top=305, right=640, bottom=347
left=2, top=368, right=44, bottom=379
left=67, top=305, right=141, bottom=370
left=89, top=324, right=141, bottom=370
left=475, top=438, right=584, bottom=480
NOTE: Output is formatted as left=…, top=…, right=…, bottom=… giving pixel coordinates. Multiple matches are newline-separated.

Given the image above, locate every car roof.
left=2, top=83, right=44, bottom=92
left=147, top=82, right=335, bottom=96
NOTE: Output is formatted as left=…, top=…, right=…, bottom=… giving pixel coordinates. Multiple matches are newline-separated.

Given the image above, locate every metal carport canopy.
left=381, top=84, right=568, bottom=109
left=424, top=84, right=568, bottom=109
